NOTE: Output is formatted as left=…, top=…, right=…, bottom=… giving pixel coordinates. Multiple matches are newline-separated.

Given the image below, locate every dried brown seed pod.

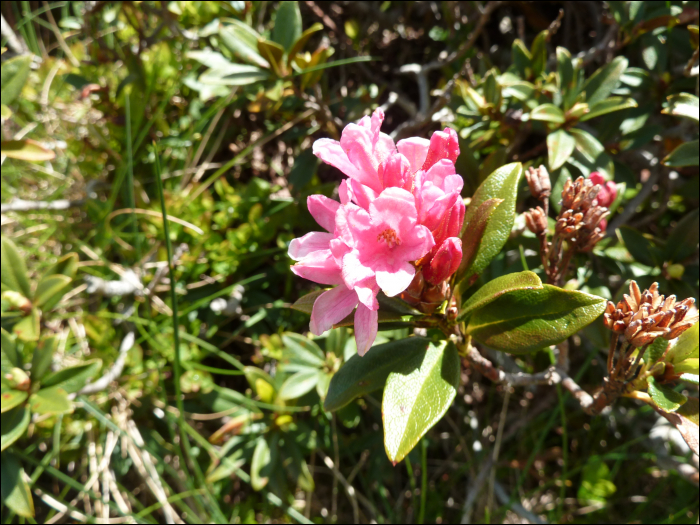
left=525, top=165, right=552, bottom=200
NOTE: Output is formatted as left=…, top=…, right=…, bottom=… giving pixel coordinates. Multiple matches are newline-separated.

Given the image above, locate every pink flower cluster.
left=289, top=109, right=464, bottom=355
left=589, top=172, right=617, bottom=231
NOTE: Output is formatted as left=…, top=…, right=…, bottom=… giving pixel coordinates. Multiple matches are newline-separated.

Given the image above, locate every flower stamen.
left=377, top=228, right=401, bottom=248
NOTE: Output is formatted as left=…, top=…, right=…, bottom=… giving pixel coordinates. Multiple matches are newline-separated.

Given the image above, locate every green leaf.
left=511, top=39, right=531, bottom=77
left=31, top=336, right=56, bottom=383
left=244, top=367, right=277, bottom=404
left=646, top=337, right=669, bottom=365
left=458, top=163, right=522, bottom=282
left=581, top=56, right=628, bottom=106
left=1, top=405, right=30, bottom=451
left=271, top=1, right=302, bottom=51
left=577, top=456, right=616, bottom=504
left=663, top=140, right=699, bottom=167
left=287, top=23, right=324, bottom=66
left=556, top=47, right=575, bottom=105
left=281, top=333, right=325, bottom=367
left=219, top=21, right=270, bottom=68
left=257, top=39, right=286, bottom=77
left=1, top=140, right=55, bottom=161
left=459, top=271, right=542, bottom=321
left=278, top=369, right=320, bottom=400
left=34, top=274, right=71, bottom=308
left=664, top=210, right=699, bottom=263
left=0, top=390, right=27, bottom=414
left=618, top=226, right=664, bottom=267
left=662, top=93, right=699, bottom=122
left=0, top=236, right=31, bottom=298
left=568, top=128, right=614, bottom=180
left=467, top=285, right=606, bottom=354
left=457, top=198, right=503, bottom=283
left=250, top=437, right=272, bottom=491
left=530, top=30, right=548, bottom=77
left=580, top=97, right=637, bottom=121
left=28, top=386, right=72, bottom=415
left=290, top=290, right=324, bottom=315
left=40, top=359, right=102, bottom=394
left=647, top=376, right=686, bottom=412
left=199, top=64, right=269, bottom=86
left=501, top=81, right=534, bottom=101
left=547, top=129, right=576, bottom=171
left=680, top=373, right=699, bottom=385
left=1, top=328, right=20, bottom=372
left=1, top=452, right=35, bottom=518
left=1, top=54, right=32, bottom=106
left=382, top=341, right=459, bottom=464
left=13, top=308, right=40, bottom=342
left=674, top=359, right=699, bottom=375
left=668, top=324, right=699, bottom=364
left=530, top=103, right=565, bottom=123
left=324, top=337, right=432, bottom=412
left=44, top=253, right=78, bottom=280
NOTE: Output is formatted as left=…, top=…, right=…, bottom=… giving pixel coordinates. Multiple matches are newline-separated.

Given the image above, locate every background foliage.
left=1, top=1, right=698, bottom=523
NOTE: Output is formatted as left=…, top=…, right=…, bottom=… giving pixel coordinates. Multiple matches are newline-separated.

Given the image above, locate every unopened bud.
left=525, top=165, right=551, bottom=200
left=1, top=291, right=32, bottom=315
left=589, top=172, right=618, bottom=208
left=525, top=206, right=548, bottom=235
left=4, top=367, right=30, bottom=391
left=424, top=238, right=462, bottom=285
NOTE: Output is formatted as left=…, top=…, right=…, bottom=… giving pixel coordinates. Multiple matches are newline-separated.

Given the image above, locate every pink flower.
left=337, top=187, right=435, bottom=298
left=589, top=172, right=617, bottom=208
left=424, top=237, right=462, bottom=285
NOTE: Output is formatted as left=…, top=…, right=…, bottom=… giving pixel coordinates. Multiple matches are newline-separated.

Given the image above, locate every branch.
left=1, top=198, right=84, bottom=213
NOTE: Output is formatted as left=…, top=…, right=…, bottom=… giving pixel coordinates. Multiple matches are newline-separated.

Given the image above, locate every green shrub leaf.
left=662, top=93, right=699, bottom=122
left=34, top=274, right=71, bottom=308
left=1, top=405, right=30, bottom=451
left=382, top=341, right=459, bottom=464
left=466, top=285, right=606, bottom=354
left=668, top=324, right=699, bottom=364
left=580, top=97, right=637, bottom=121
left=1, top=54, right=32, bottom=106
left=0, top=390, right=28, bottom=414
left=271, top=1, right=302, bottom=51
left=459, top=271, right=543, bottom=321
left=28, top=386, right=72, bottom=415
left=530, top=103, right=565, bottom=123
left=662, top=140, right=699, bottom=167
left=581, top=56, right=628, bottom=106
left=547, top=129, right=576, bottom=170
left=31, top=336, right=56, bottom=383
left=41, top=359, right=102, bottom=394
left=0, top=236, right=31, bottom=299
left=278, top=369, right=320, bottom=400
left=647, top=376, right=686, bottom=412
left=1, top=328, right=20, bottom=372
left=1, top=452, right=35, bottom=518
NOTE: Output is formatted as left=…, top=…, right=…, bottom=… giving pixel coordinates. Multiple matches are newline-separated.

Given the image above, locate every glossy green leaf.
left=0, top=236, right=31, bottom=298
left=281, top=333, right=325, bottom=367
left=13, top=308, right=40, bottom=342
left=271, top=1, right=302, bottom=51
left=662, top=93, right=699, bottom=122
left=556, top=47, right=575, bottom=106
left=0, top=390, right=27, bottom=414
left=250, top=437, right=272, bottom=491
left=680, top=373, right=699, bottom=385
left=675, top=398, right=699, bottom=454
left=665, top=209, right=699, bottom=263
left=674, top=359, right=699, bottom=375
left=1, top=54, right=32, bottom=106
left=1, top=452, right=34, bottom=518
left=512, top=39, right=531, bottom=77
left=257, top=39, right=285, bottom=77
left=31, top=336, right=56, bottom=383
left=219, top=21, right=270, bottom=68
left=459, top=163, right=522, bottom=282
left=577, top=456, right=616, bottom=504
left=199, top=64, right=269, bottom=86
left=530, top=30, right=548, bottom=77
left=278, top=369, right=320, bottom=400
left=530, top=103, right=565, bottom=123
left=646, top=336, right=669, bottom=365
left=34, top=274, right=71, bottom=308
left=618, top=227, right=664, bottom=267
left=467, top=285, right=606, bottom=354
left=568, top=128, right=614, bottom=180
left=1, top=405, right=30, bottom=451
left=244, top=367, right=277, bottom=403
left=647, top=376, right=686, bottom=412
left=459, top=271, right=542, bottom=321
left=502, top=81, right=534, bottom=101
left=43, top=253, right=78, bottom=280
left=668, top=324, right=699, bottom=364
left=1, top=140, right=55, bottom=161
left=457, top=198, right=503, bottom=283
left=580, top=97, right=637, bottom=121
left=547, top=129, right=576, bottom=171
left=290, top=290, right=324, bottom=315
left=663, top=140, right=699, bottom=167
left=41, top=359, right=102, bottom=394
left=382, top=341, right=459, bottom=464
left=581, top=56, right=628, bottom=106
left=324, top=337, right=432, bottom=412
left=28, top=386, right=72, bottom=415
left=287, top=23, right=324, bottom=66
left=1, top=328, right=20, bottom=372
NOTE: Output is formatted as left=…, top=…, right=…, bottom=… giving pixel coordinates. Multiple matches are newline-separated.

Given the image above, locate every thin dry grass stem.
left=487, top=388, right=511, bottom=514
left=317, top=450, right=370, bottom=524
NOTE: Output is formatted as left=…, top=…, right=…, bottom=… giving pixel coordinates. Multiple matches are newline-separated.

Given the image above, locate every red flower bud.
left=424, top=237, right=462, bottom=285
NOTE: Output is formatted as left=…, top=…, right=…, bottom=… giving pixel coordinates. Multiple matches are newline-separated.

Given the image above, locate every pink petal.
left=339, top=180, right=353, bottom=205
left=424, top=237, right=462, bottom=285
left=422, top=128, right=460, bottom=171
left=369, top=187, right=418, bottom=232
left=354, top=304, right=378, bottom=356
left=307, top=195, right=340, bottom=232
left=369, top=108, right=385, bottom=139
left=288, top=232, right=334, bottom=260
left=379, top=152, right=412, bottom=190
left=310, top=286, right=359, bottom=335
left=336, top=203, right=371, bottom=248
left=342, top=249, right=376, bottom=289
left=376, top=261, right=415, bottom=297
left=374, top=132, right=397, bottom=167
left=340, top=124, right=383, bottom=192
left=350, top=179, right=378, bottom=210
left=397, top=137, right=430, bottom=174
left=354, top=277, right=379, bottom=310
left=589, top=172, right=605, bottom=185
left=291, top=250, right=343, bottom=285
left=422, top=191, right=459, bottom=232
left=394, top=223, right=435, bottom=263
left=423, top=159, right=456, bottom=188
left=313, top=138, right=363, bottom=180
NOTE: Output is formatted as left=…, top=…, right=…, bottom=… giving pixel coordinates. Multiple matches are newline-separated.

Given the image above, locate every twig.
left=493, top=481, right=547, bottom=524
left=42, top=1, right=80, bottom=66
left=1, top=198, right=84, bottom=213
left=460, top=457, right=493, bottom=524
left=317, top=450, right=376, bottom=523
left=1, top=14, right=28, bottom=55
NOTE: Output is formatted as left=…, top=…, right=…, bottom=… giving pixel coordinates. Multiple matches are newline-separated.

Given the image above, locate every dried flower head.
left=525, top=165, right=552, bottom=200
left=525, top=206, right=548, bottom=235
left=603, top=281, right=699, bottom=347
left=556, top=176, right=610, bottom=251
